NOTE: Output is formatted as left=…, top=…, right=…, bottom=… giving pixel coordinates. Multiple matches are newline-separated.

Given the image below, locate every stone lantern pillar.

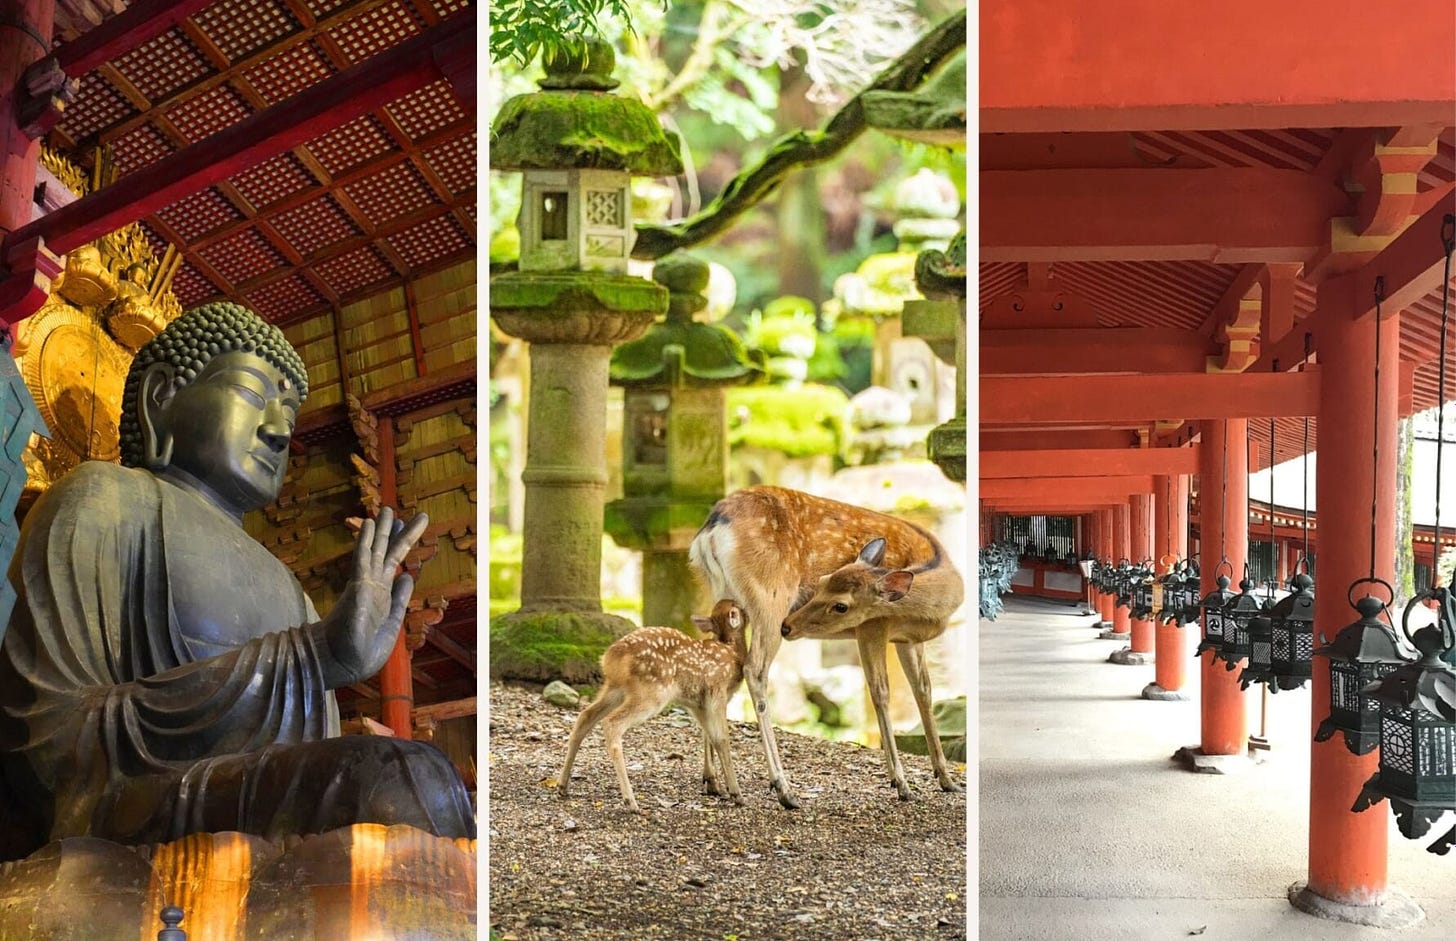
left=908, top=232, right=966, bottom=482
left=488, top=41, right=684, bottom=682
left=604, top=254, right=763, bottom=631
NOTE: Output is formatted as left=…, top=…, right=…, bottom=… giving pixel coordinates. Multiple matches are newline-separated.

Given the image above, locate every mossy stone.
left=490, top=270, right=667, bottom=314
left=652, top=255, right=711, bottom=295
left=490, top=90, right=683, bottom=175
left=609, top=319, right=762, bottom=386
left=489, top=610, right=636, bottom=684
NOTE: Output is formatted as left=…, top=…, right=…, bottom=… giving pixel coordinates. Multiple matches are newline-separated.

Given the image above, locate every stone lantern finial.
left=489, top=40, right=683, bottom=275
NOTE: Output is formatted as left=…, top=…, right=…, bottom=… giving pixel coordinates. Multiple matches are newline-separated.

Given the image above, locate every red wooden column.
left=1097, top=509, right=1115, bottom=626
left=1107, top=504, right=1132, bottom=637
left=1082, top=513, right=1098, bottom=614
left=1149, top=474, right=1191, bottom=697
left=1300, top=303, right=1399, bottom=912
left=375, top=418, right=414, bottom=740
left=1198, top=419, right=1249, bottom=757
left=1129, top=493, right=1154, bottom=653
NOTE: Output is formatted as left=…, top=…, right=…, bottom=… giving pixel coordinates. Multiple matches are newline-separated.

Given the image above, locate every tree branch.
left=631, top=8, right=965, bottom=260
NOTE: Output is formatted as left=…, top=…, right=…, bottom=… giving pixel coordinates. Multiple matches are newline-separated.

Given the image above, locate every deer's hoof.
left=770, top=780, right=802, bottom=810
left=940, top=780, right=964, bottom=795
left=730, top=794, right=747, bottom=807
left=893, top=781, right=914, bottom=801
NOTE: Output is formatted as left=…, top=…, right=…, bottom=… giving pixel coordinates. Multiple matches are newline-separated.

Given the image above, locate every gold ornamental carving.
left=15, top=145, right=185, bottom=495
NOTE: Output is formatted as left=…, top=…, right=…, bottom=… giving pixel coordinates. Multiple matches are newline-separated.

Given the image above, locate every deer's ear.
left=857, top=537, right=888, bottom=567
left=690, top=616, right=712, bottom=635
left=877, top=569, right=914, bottom=602
left=728, top=608, right=743, bottom=629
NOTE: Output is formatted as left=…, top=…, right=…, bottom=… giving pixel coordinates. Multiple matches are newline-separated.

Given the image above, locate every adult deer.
left=688, top=486, right=964, bottom=808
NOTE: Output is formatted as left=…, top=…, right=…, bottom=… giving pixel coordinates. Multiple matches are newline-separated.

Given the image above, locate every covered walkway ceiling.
left=979, top=0, right=1456, bottom=506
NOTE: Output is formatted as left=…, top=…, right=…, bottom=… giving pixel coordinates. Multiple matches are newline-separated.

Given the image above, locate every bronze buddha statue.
left=0, top=302, right=474, bottom=857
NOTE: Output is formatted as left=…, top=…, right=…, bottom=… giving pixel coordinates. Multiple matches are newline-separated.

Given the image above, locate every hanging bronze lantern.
left=1158, top=561, right=1185, bottom=626
left=1132, top=560, right=1155, bottom=620
left=1216, top=567, right=1264, bottom=671
left=1239, top=594, right=1280, bottom=690
left=1112, top=559, right=1134, bottom=610
left=1314, top=579, right=1405, bottom=756
left=1178, top=560, right=1202, bottom=627
left=1351, top=585, right=1456, bottom=852
left=1267, top=567, right=1315, bottom=691
left=1194, top=562, right=1236, bottom=658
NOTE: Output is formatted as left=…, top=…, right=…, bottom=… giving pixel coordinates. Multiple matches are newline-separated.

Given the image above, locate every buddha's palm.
left=317, top=507, right=429, bottom=688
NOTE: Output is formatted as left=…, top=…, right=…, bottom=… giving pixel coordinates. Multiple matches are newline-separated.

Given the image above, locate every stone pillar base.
left=1288, top=881, right=1424, bottom=929
left=489, top=609, right=638, bottom=684
left=1108, top=647, right=1153, bottom=665
left=1098, top=628, right=1130, bottom=640
left=1172, top=745, right=1258, bottom=774
left=1141, top=683, right=1188, bottom=701
left=1093, top=620, right=1113, bottom=631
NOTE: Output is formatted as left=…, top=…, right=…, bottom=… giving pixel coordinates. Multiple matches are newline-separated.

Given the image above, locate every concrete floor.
left=978, top=594, right=1456, bottom=941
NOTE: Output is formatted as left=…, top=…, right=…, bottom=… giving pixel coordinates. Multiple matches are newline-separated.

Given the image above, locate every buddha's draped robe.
left=0, top=462, right=473, bottom=855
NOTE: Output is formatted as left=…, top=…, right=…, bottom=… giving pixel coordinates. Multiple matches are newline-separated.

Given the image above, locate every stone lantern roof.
left=489, top=40, right=683, bottom=177
left=610, top=255, right=764, bottom=388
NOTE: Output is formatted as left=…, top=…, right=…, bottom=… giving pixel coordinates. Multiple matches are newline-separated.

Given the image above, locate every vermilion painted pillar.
left=1199, top=418, right=1248, bottom=755
left=1098, top=509, right=1115, bottom=625
left=1129, top=493, right=1154, bottom=652
left=375, top=417, right=414, bottom=740
left=1, top=0, right=53, bottom=239
left=1151, top=474, right=1190, bottom=694
left=1304, top=303, right=1399, bottom=908
left=1111, top=504, right=1132, bottom=636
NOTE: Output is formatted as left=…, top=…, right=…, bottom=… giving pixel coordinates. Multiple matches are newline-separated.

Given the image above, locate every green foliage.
left=727, top=383, right=848, bottom=457
left=681, top=45, right=779, bottom=140
left=489, top=0, right=649, bottom=67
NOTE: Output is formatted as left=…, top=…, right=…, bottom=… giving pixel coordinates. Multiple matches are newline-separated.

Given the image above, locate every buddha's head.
left=120, top=302, right=310, bottom=516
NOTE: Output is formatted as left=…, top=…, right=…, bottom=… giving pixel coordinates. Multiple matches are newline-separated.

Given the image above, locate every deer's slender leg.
left=558, top=686, right=623, bottom=798
left=601, top=696, right=664, bottom=813
left=704, top=702, right=744, bottom=805
left=743, top=603, right=800, bottom=809
left=895, top=640, right=963, bottom=793
left=858, top=626, right=911, bottom=800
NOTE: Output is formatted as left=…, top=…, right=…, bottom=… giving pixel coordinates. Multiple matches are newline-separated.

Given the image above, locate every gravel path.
left=487, top=681, right=967, bottom=941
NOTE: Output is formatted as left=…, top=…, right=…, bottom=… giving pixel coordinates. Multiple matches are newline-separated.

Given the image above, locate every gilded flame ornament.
left=14, top=145, right=184, bottom=495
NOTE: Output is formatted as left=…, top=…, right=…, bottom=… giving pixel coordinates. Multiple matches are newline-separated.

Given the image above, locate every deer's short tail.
left=689, top=505, right=735, bottom=600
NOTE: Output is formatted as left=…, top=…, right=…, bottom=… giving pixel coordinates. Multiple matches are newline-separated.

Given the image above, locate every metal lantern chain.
left=1434, top=213, right=1455, bottom=585
left=1369, top=275, right=1385, bottom=582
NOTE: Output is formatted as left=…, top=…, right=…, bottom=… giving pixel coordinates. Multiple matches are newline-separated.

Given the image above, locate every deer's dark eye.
left=832, top=602, right=849, bottom=614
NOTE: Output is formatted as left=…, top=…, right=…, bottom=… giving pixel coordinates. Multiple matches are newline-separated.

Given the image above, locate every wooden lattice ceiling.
left=48, top=0, right=477, bottom=327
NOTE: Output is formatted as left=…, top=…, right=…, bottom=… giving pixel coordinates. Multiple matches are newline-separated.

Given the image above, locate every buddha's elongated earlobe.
left=138, top=362, right=178, bottom=471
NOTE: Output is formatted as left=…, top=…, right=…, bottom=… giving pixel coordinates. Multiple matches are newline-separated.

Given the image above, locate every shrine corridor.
left=977, top=595, right=1454, bottom=940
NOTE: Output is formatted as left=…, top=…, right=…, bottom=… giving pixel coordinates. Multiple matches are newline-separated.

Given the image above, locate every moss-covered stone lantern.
left=604, top=254, right=764, bottom=630
left=859, top=47, right=967, bottom=483
left=489, top=39, right=684, bottom=683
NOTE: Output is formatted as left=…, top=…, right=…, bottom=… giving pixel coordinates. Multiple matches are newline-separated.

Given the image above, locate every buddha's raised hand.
left=314, top=507, right=430, bottom=688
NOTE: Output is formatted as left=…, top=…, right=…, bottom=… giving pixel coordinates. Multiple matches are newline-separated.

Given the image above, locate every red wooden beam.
left=981, top=447, right=1199, bottom=479
left=981, top=0, right=1456, bottom=133
left=980, top=327, right=1212, bottom=375
left=54, top=0, right=218, bottom=76
left=981, top=369, right=1320, bottom=425
left=7, top=6, right=475, bottom=263
left=981, top=429, right=1140, bottom=452
left=981, top=168, right=1351, bottom=263
left=982, top=476, right=1156, bottom=501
